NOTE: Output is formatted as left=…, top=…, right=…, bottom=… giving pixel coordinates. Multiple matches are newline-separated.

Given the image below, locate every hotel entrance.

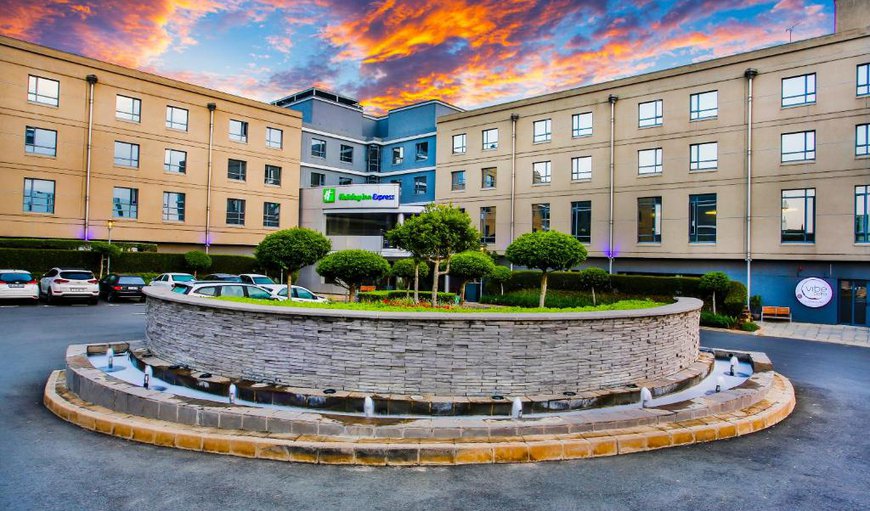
left=838, top=280, right=868, bottom=326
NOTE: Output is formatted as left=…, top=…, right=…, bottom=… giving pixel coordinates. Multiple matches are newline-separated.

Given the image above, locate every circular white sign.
left=795, top=277, right=832, bottom=308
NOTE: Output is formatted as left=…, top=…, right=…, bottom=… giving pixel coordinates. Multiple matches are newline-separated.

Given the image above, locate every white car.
left=39, top=267, right=99, bottom=304
left=149, top=272, right=196, bottom=289
left=171, top=282, right=277, bottom=300
left=0, top=269, right=39, bottom=302
left=239, top=274, right=282, bottom=292
left=271, top=285, right=328, bottom=303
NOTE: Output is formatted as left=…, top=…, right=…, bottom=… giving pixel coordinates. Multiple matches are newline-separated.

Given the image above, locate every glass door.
left=839, top=280, right=868, bottom=325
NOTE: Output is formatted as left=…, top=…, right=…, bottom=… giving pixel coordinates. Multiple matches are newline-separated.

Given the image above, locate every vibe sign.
left=795, top=277, right=833, bottom=308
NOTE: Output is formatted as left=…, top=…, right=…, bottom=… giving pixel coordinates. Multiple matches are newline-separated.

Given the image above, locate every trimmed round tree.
left=90, top=241, right=122, bottom=278
left=184, top=250, right=212, bottom=278
left=449, top=251, right=495, bottom=304
left=488, top=265, right=512, bottom=296
left=505, top=231, right=588, bottom=308
left=254, top=228, right=331, bottom=287
left=391, top=258, right=430, bottom=296
left=316, top=249, right=391, bottom=300
left=579, top=267, right=610, bottom=305
left=699, top=271, right=731, bottom=315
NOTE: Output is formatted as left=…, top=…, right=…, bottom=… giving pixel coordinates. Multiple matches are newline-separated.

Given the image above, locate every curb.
left=44, top=370, right=796, bottom=465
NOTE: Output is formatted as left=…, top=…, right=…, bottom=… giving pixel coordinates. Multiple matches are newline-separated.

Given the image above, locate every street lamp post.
left=106, top=220, right=115, bottom=274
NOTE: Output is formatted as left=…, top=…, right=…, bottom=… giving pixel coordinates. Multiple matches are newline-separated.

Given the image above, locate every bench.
left=359, top=285, right=376, bottom=292
left=761, top=306, right=791, bottom=321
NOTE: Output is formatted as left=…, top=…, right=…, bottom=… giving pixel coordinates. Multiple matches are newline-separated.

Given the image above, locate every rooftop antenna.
left=786, top=22, right=801, bottom=43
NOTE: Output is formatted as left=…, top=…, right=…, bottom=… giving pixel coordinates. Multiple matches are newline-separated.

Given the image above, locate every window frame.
left=480, top=206, right=496, bottom=244
left=229, top=119, right=248, bottom=143
left=638, top=148, right=663, bottom=175
left=781, top=131, right=816, bottom=163
left=266, top=127, right=283, bottom=149
left=113, top=141, right=140, bottom=168
left=571, top=200, right=591, bottom=243
left=165, top=106, right=189, bottom=131
left=115, top=95, right=142, bottom=123
left=451, top=170, right=466, bottom=191
left=452, top=133, right=467, bottom=154
left=310, top=138, right=326, bottom=158
left=533, top=119, right=552, bottom=143
left=689, top=142, right=718, bottom=171
left=392, top=146, right=404, bottom=165
left=638, top=99, right=663, bottom=128
left=27, top=75, right=59, bottom=107
left=781, top=73, right=817, bottom=107
left=112, top=186, right=139, bottom=219
left=781, top=188, right=815, bottom=243
left=572, top=112, right=592, bottom=138
left=164, top=149, right=187, bottom=174
left=858, top=63, right=869, bottom=97
left=415, top=141, right=429, bottom=161
left=857, top=124, right=869, bottom=157
left=23, top=178, right=55, bottom=214
left=531, top=203, right=550, bottom=232
left=532, top=161, right=551, bottom=185
left=482, top=128, right=498, bottom=150
left=162, top=191, right=185, bottom=222
left=340, top=144, right=354, bottom=163
left=688, top=193, right=717, bottom=243
left=689, top=90, right=718, bottom=121
left=637, top=196, right=662, bottom=243
left=571, top=156, right=592, bottom=181
left=24, top=126, right=57, bottom=157
left=226, top=198, right=246, bottom=225
left=265, top=164, right=282, bottom=186
left=263, top=202, right=280, bottom=228
left=855, top=185, right=870, bottom=243
left=310, top=172, right=325, bottom=187
left=227, top=159, right=247, bottom=181
left=413, top=176, right=427, bottom=195
left=481, top=167, right=497, bottom=189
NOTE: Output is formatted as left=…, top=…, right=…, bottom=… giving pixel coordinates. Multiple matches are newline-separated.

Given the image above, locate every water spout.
left=511, top=397, right=523, bottom=419
left=729, top=356, right=739, bottom=376
left=144, top=365, right=153, bottom=389
left=715, top=376, right=724, bottom=393
left=363, top=396, right=375, bottom=417
left=228, top=383, right=237, bottom=404
left=640, top=387, right=653, bottom=407
left=106, top=347, right=114, bottom=370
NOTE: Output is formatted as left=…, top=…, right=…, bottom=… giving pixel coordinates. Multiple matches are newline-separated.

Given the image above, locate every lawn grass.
left=214, top=296, right=666, bottom=314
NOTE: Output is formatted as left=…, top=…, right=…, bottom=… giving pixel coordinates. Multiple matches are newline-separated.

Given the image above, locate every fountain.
left=143, top=365, right=152, bottom=389
left=363, top=396, right=375, bottom=417
left=511, top=397, right=523, bottom=419
left=730, top=355, right=739, bottom=376
left=640, top=387, right=653, bottom=407
left=228, top=383, right=237, bottom=404
left=106, top=348, right=114, bottom=370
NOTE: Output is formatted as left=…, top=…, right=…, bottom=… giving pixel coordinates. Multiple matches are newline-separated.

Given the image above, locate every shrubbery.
left=0, top=238, right=157, bottom=252
left=0, top=248, right=258, bottom=275
left=358, top=290, right=457, bottom=304
left=700, top=311, right=737, bottom=329
left=483, top=270, right=702, bottom=297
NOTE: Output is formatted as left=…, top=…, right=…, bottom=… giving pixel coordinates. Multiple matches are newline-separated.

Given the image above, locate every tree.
left=579, top=267, right=610, bottom=305
left=391, top=258, right=430, bottom=297
left=505, top=231, right=587, bottom=308
left=316, top=250, right=390, bottom=300
left=254, top=228, right=331, bottom=287
left=184, top=250, right=212, bottom=278
left=487, top=265, right=512, bottom=296
left=386, top=221, right=426, bottom=303
left=699, top=271, right=731, bottom=315
left=90, top=241, right=121, bottom=279
left=386, top=204, right=479, bottom=306
left=449, top=251, right=495, bottom=304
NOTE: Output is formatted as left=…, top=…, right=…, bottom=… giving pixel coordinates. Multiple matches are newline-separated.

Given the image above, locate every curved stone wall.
left=143, top=289, right=702, bottom=397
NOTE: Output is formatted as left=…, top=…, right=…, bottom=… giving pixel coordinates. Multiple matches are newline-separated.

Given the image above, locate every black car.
left=99, top=274, right=147, bottom=302
left=198, top=273, right=242, bottom=282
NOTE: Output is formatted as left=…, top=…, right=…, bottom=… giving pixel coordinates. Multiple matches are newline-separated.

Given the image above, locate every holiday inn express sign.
left=321, top=184, right=400, bottom=209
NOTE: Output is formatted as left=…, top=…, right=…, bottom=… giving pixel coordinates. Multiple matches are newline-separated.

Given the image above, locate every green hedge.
left=358, top=290, right=458, bottom=304
left=722, top=280, right=748, bottom=317
left=700, top=311, right=737, bottom=329
left=0, top=248, right=258, bottom=276
left=0, top=238, right=157, bottom=252
left=485, top=270, right=701, bottom=297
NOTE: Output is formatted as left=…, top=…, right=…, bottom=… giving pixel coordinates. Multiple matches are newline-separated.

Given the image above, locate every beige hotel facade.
left=435, top=5, right=869, bottom=325
left=0, top=36, right=301, bottom=254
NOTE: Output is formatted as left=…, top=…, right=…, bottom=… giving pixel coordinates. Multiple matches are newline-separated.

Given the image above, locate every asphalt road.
left=0, top=302, right=867, bottom=511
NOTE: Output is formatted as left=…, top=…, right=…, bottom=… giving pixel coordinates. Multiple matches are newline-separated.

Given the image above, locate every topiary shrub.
left=723, top=280, right=748, bottom=317
left=449, top=251, right=495, bottom=304
left=700, top=311, right=736, bottom=329
left=505, top=231, right=587, bottom=308
left=184, top=250, right=212, bottom=278
left=316, top=250, right=391, bottom=299
left=579, top=267, right=610, bottom=305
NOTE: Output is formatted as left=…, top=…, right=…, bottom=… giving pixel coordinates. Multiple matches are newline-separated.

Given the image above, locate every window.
left=23, top=178, right=54, bottom=213
left=310, top=172, right=325, bottom=187
left=339, top=177, right=353, bottom=185
left=638, top=197, right=662, bottom=243
left=453, top=133, right=467, bottom=153
left=162, top=192, right=185, bottom=221
left=227, top=159, right=247, bottom=181
left=164, top=149, right=187, bottom=174
left=367, top=144, right=380, bottom=172
left=482, top=167, right=497, bottom=189
left=112, top=187, right=138, bottom=219
left=226, top=198, right=246, bottom=225
left=482, top=128, right=498, bottom=150
left=533, top=119, right=551, bottom=143
left=572, top=112, right=592, bottom=137
left=229, top=120, right=248, bottom=143
left=27, top=75, right=59, bottom=106
left=638, top=148, right=663, bottom=174
left=859, top=64, right=869, bottom=96
left=689, top=193, right=717, bottom=243
left=392, top=146, right=404, bottom=164
left=265, top=164, right=281, bottom=185
left=114, top=141, right=139, bottom=167
left=690, top=91, right=717, bottom=120
left=781, top=131, right=815, bottom=162
left=165, top=106, right=188, bottom=130
left=532, top=161, right=551, bottom=184
left=857, top=124, right=869, bottom=156
left=414, top=176, right=427, bottom=195
left=638, top=99, right=663, bottom=127
left=451, top=171, right=466, bottom=191
left=115, top=95, right=141, bottom=122
left=415, top=141, right=429, bottom=161
left=340, top=144, right=353, bottom=163
left=266, top=127, right=283, bottom=149
left=480, top=206, right=496, bottom=243
left=571, top=201, right=591, bottom=242
left=24, top=127, right=57, bottom=156
left=855, top=186, right=869, bottom=243
left=690, top=142, right=718, bottom=170
left=263, top=202, right=280, bottom=228
left=781, top=189, right=815, bottom=243
left=326, top=213, right=394, bottom=236
left=311, top=138, right=326, bottom=158
left=532, top=203, right=550, bottom=232
left=782, top=74, right=816, bottom=107
left=571, top=156, right=592, bottom=181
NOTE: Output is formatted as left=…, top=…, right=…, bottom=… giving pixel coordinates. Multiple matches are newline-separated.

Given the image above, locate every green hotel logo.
left=322, top=188, right=336, bottom=203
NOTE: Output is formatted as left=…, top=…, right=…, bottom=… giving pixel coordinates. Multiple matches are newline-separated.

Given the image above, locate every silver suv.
left=171, top=282, right=277, bottom=300
left=39, top=268, right=99, bottom=304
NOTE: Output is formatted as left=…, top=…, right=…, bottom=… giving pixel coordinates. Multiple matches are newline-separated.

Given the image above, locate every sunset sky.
left=0, top=0, right=834, bottom=115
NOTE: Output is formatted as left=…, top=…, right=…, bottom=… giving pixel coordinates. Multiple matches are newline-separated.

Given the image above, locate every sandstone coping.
left=142, top=289, right=703, bottom=397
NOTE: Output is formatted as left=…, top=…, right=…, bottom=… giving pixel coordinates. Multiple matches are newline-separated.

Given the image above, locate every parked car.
left=99, top=274, right=147, bottom=302
left=149, top=273, right=195, bottom=289
left=0, top=269, right=39, bottom=302
left=271, top=285, right=329, bottom=303
left=198, top=273, right=242, bottom=282
left=239, top=274, right=282, bottom=292
left=39, top=268, right=99, bottom=304
left=171, top=282, right=277, bottom=300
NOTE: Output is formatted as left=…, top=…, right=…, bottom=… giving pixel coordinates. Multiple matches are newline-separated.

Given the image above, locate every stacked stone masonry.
left=144, top=290, right=702, bottom=397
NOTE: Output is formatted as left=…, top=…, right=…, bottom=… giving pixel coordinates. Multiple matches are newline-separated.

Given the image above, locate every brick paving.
left=758, top=321, right=870, bottom=348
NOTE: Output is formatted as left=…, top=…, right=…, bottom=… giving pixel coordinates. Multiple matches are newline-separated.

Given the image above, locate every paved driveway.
left=0, top=303, right=868, bottom=511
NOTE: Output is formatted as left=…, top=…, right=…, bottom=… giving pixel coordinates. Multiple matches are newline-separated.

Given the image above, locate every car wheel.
left=106, top=292, right=114, bottom=303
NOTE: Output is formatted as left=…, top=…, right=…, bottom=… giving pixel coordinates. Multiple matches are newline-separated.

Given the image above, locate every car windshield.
left=118, top=277, right=145, bottom=285
left=60, top=271, right=94, bottom=280
left=0, top=272, right=32, bottom=283
left=253, top=277, right=275, bottom=285
left=173, top=274, right=195, bottom=282
left=171, top=286, right=190, bottom=294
